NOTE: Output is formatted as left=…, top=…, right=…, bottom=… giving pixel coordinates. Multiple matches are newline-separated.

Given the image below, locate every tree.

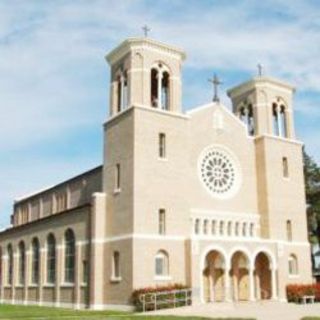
left=303, top=147, right=320, bottom=244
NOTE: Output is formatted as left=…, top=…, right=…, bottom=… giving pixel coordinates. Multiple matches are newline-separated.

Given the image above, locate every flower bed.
left=132, top=283, right=191, bottom=312
left=287, top=284, right=320, bottom=302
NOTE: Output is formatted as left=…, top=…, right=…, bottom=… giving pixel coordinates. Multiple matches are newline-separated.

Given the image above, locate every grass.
left=301, top=318, right=320, bottom=320
left=0, top=304, right=255, bottom=320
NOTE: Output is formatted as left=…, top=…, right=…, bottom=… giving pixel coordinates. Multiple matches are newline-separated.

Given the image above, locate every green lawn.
left=0, top=304, right=255, bottom=320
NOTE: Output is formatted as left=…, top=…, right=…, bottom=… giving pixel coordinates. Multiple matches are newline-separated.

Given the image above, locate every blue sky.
left=1, top=0, right=320, bottom=227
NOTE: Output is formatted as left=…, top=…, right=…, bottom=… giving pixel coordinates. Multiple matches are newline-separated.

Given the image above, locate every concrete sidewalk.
left=150, top=301, right=320, bottom=320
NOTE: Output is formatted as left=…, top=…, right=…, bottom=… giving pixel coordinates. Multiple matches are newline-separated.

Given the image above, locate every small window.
left=115, top=163, right=121, bottom=191
left=112, top=251, right=120, bottom=279
left=242, top=223, right=247, bottom=237
left=250, top=223, right=255, bottom=237
left=203, top=220, right=208, bottom=235
left=211, top=221, right=216, bottom=235
left=158, top=209, right=166, bottom=235
left=227, top=221, right=232, bottom=236
left=155, top=250, right=169, bottom=276
left=159, top=133, right=166, bottom=158
left=194, top=219, right=200, bottom=235
left=286, top=220, right=292, bottom=241
left=282, top=157, right=289, bottom=178
left=235, top=222, right=239, bottom=236
left=288, top=254, right=298, bottom=275
left=219, top=221, right=224, bottom=236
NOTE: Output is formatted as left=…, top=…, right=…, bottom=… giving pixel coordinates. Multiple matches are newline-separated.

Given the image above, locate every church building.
left=0, top=37, right=312, bottom=310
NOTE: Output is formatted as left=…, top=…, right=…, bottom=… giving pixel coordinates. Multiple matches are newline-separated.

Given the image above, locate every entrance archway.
left=254, top=252, right=272, bottom=300
left=202, top=250, right=226, bottom=302
left=230, top=251, right=250, bottom=301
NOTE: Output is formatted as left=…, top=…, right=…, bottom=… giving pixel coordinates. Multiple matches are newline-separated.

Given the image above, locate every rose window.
left=198, top=147, right=241, bottom=198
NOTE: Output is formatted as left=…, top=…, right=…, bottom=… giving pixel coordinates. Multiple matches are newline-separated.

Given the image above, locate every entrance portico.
left=200, top=245, right=277, bottom=303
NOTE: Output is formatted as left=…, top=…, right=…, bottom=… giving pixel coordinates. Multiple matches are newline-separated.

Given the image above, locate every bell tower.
left=227, top=76, right=296, bottom=139
left=105, top=37, right=186, bottom=116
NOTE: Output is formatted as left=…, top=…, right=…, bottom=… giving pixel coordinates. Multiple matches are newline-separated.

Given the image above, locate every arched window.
left=112, top=251, right=120, bottom=279
left=117, top=70, right=128, bottom=112
left=273, top=103, right=287, bottom=137
left=47, top=234, right=56, bottom=284
left=155, top=250, right=169, bottom=277
left=288, top=254, right=298, bottom=275
left=286, top=220, right=293, bottom=241
left=161, top=71, right=170, bottom=110
left=150, top=63, right=170, bottom=110
left=31, top=238, right=40, bottom=284
left=239, top=104, right=254, bottom=135
left=64, top=229, right=75, bottom=283
left=18, top=241, right=25, bottom=285
left=7, top=244, right=13, bottom=285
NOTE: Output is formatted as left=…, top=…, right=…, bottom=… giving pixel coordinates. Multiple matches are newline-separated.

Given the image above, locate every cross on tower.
left=257, top=63, right=263, bottom=77
left=208, top=74, right=222, bottom=102
left=142, top=25, right=151, bottom=37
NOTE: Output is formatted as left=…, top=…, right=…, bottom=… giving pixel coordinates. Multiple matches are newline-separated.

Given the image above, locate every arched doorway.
left=230, top=251, right=250, bottom=301
left=254, top=252, right=272, bottom=300
left=202, top=250, right=226, bottom=302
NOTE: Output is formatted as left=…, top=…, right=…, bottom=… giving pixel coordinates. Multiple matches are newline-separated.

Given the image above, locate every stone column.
left=24, top=250, right=30, bottom=304
left=224, top=262, right=232, bottom=302
left=89, top=193, right=106, bottom=310
left=120, top=74, right=125, bottom=111
left=55, top=243, right=63, bottom=307
left=74, top=243, right=82, bottom=309
left=157, top=70, right=163, bottom=109
left=39, top=247, right=46, bottom=306
left=249, top=268, right=255, bottom=301
left=12, top=251, right=19, bottom=304
left=271, top=268, right=278, bottom=300
left=276, top=105, right=282, bottom=137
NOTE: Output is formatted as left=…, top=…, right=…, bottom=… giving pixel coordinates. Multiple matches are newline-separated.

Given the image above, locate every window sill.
left=60, top=283, right=75, bottom=288
left=15, top=285, right=24, bottom=288
left=158, top=157, right=168, bottom=162
left=28, top=284, right=39, bottom=288
left=154, top=275, right=172, bottom=281
left=43, top=283, right=55, bottom=288
left=3, top=285, right=12, bottom=288
left=80, top=283, right=88, bottom=287
left=110, top=276, right=122, bottom=283
left=114, top=188, right=121, bottom=195
left=289, top=274, right=300, bottom=278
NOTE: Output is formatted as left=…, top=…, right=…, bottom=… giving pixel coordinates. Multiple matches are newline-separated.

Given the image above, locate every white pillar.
left=224, top=263, right=232, bottom=302
left=249, top=268, right=255, bottom=301
left=157, top=71, right=163, bottom=109
left=120, top=75, right=125, bottom=111
left=276, top=105, right=282, bottom=137
left=271, top=268, right=278, bottom=300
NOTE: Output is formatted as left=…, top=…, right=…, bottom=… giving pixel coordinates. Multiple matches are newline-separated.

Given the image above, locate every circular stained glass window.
left=198, top=146, right=241, bottom=199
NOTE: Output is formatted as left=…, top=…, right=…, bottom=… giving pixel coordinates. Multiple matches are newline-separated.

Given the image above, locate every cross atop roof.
left=142, top=25, right=151, bottom=37
left=208, top=74, right=222, bottom=102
